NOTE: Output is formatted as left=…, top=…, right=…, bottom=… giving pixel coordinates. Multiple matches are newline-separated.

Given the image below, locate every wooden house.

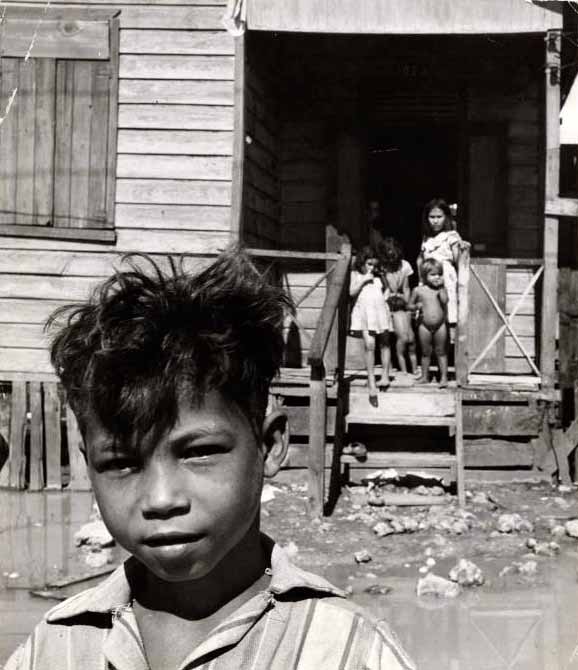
left=0, top=0, right=577, bottom=514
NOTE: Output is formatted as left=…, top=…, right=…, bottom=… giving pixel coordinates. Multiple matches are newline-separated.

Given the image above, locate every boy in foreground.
left=6, top=249, right=415, bottom=670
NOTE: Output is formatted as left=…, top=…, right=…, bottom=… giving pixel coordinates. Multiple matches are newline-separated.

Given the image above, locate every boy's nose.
left=141, top=461, right=190, bottom=519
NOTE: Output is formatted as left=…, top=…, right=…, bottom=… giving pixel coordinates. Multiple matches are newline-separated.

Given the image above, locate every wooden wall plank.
left=118, top=130, right=233, bottom=155
left=88, top=62, right=112, bottom=227
left=463, top=404, right=541, bottom=436
left=0, top=275, right=99, bottom=301
left=0, top=324, right=48, bottom=349
left=0, top=59, right=19, bottom=225
left=248, top=0, right=562, bottom=34
left=0, top=299, right=70, bottom=324
left=1, top=19, right=109, bottom=59
left=15, top=60, right=36, bottom=225
left=1, top=0, right=226, bottom=5
left=34, top=60, right=57, bottom=228
left=28, top=382, right=44, bottom=491
left=120, top=30, right=233, bottom=55
left=116, top=179, right=231, bottom=205
left=53, top=60, right=74, bottom=229
left=43, top=382, right=61, bottom=489
left=119, top=79, right=234, bottom=105
left=66, top=406, right=91, bottom=490
left=70, top=62, right=93, bottom=226
left=1, top=382, right=27, bottom=489
left=118, top=104, right=234, bottom=130
left=119, top=55, right=234, bottom=80
left=0, top=228, right=230, bottom=252
left=116, top=6, right=225, bottom=29
left=116, top=155, right=232, bottom=180
left=115, top=204, right=231, bottom=229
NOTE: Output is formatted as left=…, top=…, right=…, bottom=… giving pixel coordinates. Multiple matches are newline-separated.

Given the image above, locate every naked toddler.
left=409, top=257, right=449, bottom=388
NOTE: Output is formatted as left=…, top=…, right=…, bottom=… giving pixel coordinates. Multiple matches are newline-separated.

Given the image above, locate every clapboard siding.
left=242, top=34, right=281, bottom=248
left=0, top=3, right=237, bottom=375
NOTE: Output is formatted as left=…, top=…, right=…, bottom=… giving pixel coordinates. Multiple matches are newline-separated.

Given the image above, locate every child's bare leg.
left=434, top=322, right=449, bottom=387
left=362, top=331, right=378, bottom=400
left=405, top=313, right=418, bottom=374
left=377, top=332, right=391, bottom=389
left=417, top=323, right=432, bottom=383
left=392, top=312, right=408, bottom=373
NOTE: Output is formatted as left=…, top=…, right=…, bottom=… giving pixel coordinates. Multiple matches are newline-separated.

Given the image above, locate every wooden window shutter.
left=0, top=58, right=56, bottom=226
left=53, top=60, right=113, bottom=229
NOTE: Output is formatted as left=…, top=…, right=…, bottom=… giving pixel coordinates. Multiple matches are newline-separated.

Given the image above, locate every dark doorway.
left=367, top=126, right=459, bottom=268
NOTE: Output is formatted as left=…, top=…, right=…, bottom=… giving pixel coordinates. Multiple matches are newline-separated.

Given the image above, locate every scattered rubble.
left=354, top=549, right=372, bottom=564
left=363, top=584, right=392, bottom=596
left=526, top=538, right=560, bottom=557
left=565, top=519, right=578, bottom=538
left=417, top=573, right=461, bottom=598
left=500, top=560, right=538, bottom=577
left=74, top=520, right=115, bottom=548
left=448, top=559, right=484, bottom=587
left=261, top=484, right=282, bottom=503
left=496, top=513, right=533, bottom=534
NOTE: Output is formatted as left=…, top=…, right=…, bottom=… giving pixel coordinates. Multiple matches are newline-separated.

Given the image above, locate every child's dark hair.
left=422, top=198, right=453, bottom=237
left=353, top=245, right=377, bottom=272
left=46, top=247, right=293, bottom=447
left=421, top=257, right=444, bottom=279
left=378, top=237, right=403, bottom=273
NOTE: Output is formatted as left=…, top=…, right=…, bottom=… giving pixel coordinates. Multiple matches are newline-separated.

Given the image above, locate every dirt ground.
left=264, top=471, right=578, bottom=593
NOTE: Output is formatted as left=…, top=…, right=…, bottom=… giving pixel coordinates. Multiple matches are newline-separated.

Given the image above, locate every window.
left=0, top=7, right=119, bottom=243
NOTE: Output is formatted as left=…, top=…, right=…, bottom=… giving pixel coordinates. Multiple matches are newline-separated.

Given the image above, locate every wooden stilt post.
left=541, top=30, right=561, bottom=392
left=456, top=244, right=470, bottom=386
left=308, top=364, right=326, bottom=518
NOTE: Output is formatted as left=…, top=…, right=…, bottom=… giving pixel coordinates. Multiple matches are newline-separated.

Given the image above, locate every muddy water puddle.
left=1, top=491, right=577, bottom=669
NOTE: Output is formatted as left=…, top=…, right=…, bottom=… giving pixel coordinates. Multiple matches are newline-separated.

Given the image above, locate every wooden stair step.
left=347, top=389, right=457, bottom=426
left=341, top=452, right=456, bottom=468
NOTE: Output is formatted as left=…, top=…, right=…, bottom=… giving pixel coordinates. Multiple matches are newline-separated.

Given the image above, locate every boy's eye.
left=97, top=455, right=139, bottom=474
left=182, top=443, right=228, bottom=460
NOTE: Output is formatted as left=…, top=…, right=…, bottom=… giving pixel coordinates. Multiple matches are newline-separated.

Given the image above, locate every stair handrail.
left=306, top=242, right=352, bottom=518
left=307, top=242, right=352, bottom=369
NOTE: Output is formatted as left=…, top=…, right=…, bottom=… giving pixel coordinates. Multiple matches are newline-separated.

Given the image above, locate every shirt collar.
left=46, top=535, right=345, bottom=623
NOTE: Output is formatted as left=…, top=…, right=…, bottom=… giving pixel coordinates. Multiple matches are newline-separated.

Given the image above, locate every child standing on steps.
left=378, top=237, right=417, bottom=375
left=409, top=258, right=449, bottom=388
left=417, top=198, right=465, bottom=343
left=349, top=246, right=392, bottom=407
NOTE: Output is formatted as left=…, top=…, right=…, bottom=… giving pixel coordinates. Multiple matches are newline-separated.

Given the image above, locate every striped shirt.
left=4, top=541, right=415, bottom=670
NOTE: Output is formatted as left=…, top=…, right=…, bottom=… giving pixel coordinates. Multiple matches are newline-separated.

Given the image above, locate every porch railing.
left=456, top=250, right=544, bottom=385
left=306, top=243, right=352, bottom=517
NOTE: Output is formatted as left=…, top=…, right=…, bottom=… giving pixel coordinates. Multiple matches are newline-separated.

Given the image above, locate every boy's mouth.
left=143, top=531, right=203, bottom=547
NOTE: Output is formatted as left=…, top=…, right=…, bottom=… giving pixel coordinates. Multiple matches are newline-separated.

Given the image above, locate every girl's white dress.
left=349, top=271, right=392, bottom=334
left=421, top=230, right=461, bottom=323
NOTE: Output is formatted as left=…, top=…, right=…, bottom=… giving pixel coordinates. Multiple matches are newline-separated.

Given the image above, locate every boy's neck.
left=130, top=526, right=271, bottom=621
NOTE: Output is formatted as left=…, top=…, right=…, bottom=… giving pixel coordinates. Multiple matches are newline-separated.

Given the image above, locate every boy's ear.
left=261, top=409, right=289, bottom=478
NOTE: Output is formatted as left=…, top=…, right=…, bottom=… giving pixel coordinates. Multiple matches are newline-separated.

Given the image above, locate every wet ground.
left=1, top=477, right=577, bottom=669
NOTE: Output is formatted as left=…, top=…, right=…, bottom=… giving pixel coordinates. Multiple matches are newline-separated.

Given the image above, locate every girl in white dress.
left=349, top=246, right=392, bottom=406
left=417, top=198, right=465, bottom=340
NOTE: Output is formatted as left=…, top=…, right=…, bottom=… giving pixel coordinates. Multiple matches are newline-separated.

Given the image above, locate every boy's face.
left=83, top=391, right=286, bottom=583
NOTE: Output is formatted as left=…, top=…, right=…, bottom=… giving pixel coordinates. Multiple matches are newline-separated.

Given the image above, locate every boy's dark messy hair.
left=421, top=257, right=444, bottom=280
left=377, top=237, right=403, bottom=273
left=46, top=247, right=293, bottom=448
